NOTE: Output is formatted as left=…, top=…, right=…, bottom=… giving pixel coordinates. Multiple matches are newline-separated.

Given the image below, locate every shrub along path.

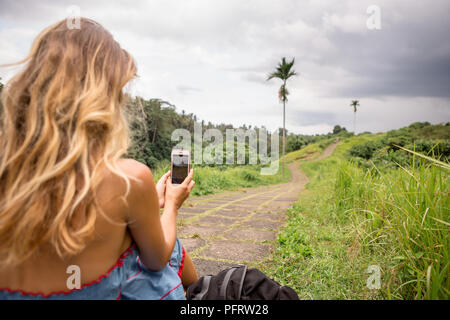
left=178, top=142, right=339, bottom=277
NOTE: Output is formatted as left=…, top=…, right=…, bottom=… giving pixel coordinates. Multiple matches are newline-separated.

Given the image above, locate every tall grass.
left=261, top=137, right=448, bottom=299
left=335, top=153, right=449, bottom=299
left=259, top=139, right=384, bottom=299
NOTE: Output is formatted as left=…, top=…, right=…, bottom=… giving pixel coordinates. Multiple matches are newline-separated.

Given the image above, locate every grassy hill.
left=258, top=123, right=449, bottom=300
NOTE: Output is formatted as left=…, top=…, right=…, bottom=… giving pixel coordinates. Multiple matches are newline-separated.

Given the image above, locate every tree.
left=333, top=125, right=343, bottom=134
left=267, top=57, right=297, bottom=179
left=146, top=99, right=174, bottom=143
left=350, top=100, right=360, bottom=134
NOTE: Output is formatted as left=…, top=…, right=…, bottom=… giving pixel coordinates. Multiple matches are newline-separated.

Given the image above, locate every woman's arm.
left=160, top=169, right=194, bottom=254
left=123, top=160, right=194, bottom=271
left=181, top=250, right=199, bottom=290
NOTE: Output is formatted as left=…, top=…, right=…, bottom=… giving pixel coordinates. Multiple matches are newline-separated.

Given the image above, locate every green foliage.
left=151, top=160, right=290, bottom=197
left=192, top=164, right=289, bottom=196
left=347, top=123, right=450, bottom=168
left=333, top=125, right=347, bottom=135
left=267, top=57, right=297, bottom=102
left=350, top=100, right=360, bottom=113
left=408, top=121, right=431, bottom=130
left=241, top=170, right=258, bottom=182
left=286, top=135, right=307, bottom=152
left=125, top=97, right=179, bottom=167
left=267, top=57, right=297, bottom=82
left=286, top=133, right=327, bottom=153
left=125, top=96, right=279, bottom=169
left=348, top=140, right=384, bottom=159
left=286, top=125, right=353, bottom=154
left=277, top=221, right=313, bottom=258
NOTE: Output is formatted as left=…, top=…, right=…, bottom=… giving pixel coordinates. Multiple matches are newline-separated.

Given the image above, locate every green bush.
left=346, top=123, right=450, bottom=166
left=348, top=140, right=383, bottom=159
left=406, top=140, right=450, bottom=160
left=408, top=122, right=431, bottom=130
left=242, top=170, right=259, bottom=182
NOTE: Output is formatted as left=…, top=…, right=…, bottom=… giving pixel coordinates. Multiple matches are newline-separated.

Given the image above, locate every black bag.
left=186, top=265, right=299, bottom=300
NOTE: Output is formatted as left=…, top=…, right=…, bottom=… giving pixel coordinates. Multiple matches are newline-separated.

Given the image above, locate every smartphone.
left=171, top=149, right=190, bottom=184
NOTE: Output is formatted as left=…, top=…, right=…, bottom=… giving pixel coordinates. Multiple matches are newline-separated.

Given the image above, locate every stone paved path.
left=178, top=142, right=339, bottom=277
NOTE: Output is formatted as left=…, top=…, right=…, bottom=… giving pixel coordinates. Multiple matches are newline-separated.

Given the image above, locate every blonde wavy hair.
left=0, top=18, right=137, bottom=267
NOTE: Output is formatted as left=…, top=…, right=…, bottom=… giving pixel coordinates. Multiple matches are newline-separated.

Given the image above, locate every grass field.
left=257, top=134, right=449, bottom=300
left=153, top=160, right=291, bottom=196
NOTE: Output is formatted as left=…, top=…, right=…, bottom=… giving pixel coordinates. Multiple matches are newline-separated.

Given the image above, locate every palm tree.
left=350, top=100, right=360, bottom=134
left=267, top=57, right=297, bottom=179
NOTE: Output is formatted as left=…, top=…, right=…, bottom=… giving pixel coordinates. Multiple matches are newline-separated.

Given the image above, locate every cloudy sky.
left=1, top=0, right=449, bottom=134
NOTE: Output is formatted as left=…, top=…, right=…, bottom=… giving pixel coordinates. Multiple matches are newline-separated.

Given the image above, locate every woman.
left=0, top=17, right=198, bottom=299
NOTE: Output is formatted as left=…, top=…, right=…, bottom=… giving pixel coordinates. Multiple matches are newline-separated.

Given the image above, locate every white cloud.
left=0, top=0, right=449, bottom=135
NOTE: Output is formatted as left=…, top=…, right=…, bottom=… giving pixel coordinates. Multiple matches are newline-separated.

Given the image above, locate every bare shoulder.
left=115, top=158, right=155, bottom=193
left=114, top=159, right=159, bottom=222
left=96, top=158, right=154, bottom=197
left=116, top=158, right=153, bottom=180
left=96, top=158, right=156, bottom=217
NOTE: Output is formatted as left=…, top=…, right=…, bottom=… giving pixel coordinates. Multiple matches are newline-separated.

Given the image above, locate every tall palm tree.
left=350, top=100, right=360, bottom=134
left=267, top=57, right=297, bottom=179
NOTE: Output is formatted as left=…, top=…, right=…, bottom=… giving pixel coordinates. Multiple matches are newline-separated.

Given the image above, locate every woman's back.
left=0, top=159, right=136, bottom=295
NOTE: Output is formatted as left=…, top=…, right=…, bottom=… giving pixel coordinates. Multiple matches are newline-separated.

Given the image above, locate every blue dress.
left=0, top=238, right=186, bottom=300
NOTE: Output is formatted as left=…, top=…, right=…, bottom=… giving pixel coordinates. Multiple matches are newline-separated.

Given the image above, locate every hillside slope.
left=259, top=126, right=449, bottom=299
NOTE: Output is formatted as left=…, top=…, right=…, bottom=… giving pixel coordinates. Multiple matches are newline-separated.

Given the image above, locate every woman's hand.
left=155, top=170, right=171, bottom=208
left=165, top=169, right=195, bottom=209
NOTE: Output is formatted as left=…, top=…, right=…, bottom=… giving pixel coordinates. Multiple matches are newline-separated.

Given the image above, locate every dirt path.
left=178, top=142, right=339, bottom=277
left=315, top=139, right=340, bottom=160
